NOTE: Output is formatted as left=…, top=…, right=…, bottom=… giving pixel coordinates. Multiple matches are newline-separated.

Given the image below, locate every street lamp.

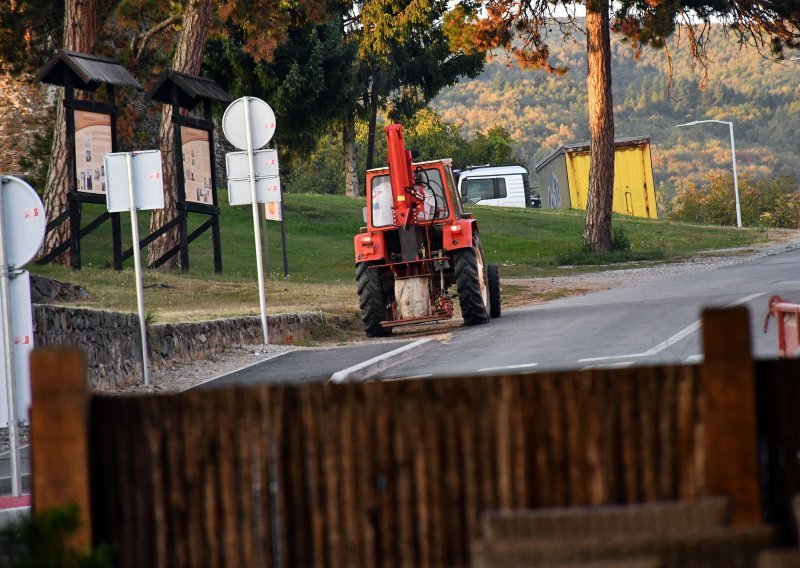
left=676, top=120, right=742, bottom=228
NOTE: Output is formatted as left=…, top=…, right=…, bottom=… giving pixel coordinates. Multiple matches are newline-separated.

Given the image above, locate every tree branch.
left=132, top=15, right=182, bottom=60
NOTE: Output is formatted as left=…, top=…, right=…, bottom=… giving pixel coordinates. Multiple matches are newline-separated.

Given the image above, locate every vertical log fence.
left=87, top=366, right=705, bottom=567
left=26, top=308, right=799, bottom=566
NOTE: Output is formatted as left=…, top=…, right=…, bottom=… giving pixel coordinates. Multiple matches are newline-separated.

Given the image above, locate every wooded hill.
left=432, top=24, right=800, bottom=203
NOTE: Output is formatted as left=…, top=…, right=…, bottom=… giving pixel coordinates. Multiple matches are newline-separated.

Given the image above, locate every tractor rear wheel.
left=454, top=241, right=490, bottom=326
left=356, top=262, right=392, bottom=337
left=488, top=263, right=501, bottom=318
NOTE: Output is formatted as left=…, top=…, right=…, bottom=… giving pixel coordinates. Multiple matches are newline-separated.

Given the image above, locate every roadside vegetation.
left=29, top=192, right=785, bottom=324
left=668, top=173, right=800, bottom=229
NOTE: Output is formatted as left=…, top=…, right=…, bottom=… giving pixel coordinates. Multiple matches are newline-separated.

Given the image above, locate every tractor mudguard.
left=354, top=231, right=387, bottom=263
left=443, top=218, right=476, bottom=251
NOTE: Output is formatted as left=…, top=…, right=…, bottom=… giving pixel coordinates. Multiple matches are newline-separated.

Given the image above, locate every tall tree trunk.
left=39, top=0, right=97, bottom=265
left=343, top=111, right=359, bottom=197
left=147, top=0, right=214, bottom=268
left=583, top=0, right=615, bottom=253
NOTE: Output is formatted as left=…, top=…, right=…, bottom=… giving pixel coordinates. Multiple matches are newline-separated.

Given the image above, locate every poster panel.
left=74, top=110, right=112, bottom=194
left=182, top=126, right=213, bottom=205
left=264, top=202, right=282, bottom=221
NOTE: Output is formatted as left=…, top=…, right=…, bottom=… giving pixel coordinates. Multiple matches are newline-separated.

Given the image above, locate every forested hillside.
left=433, top=24, right=800, bottom=202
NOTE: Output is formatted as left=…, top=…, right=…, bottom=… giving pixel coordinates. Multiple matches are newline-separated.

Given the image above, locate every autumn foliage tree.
left=445, top=0, right=800, bottom=252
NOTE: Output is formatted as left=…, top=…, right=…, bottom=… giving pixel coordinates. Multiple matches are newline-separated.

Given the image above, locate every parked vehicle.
left=456, top=165, right=540, bottom=208
left=353, top=124, right=501, bottom=337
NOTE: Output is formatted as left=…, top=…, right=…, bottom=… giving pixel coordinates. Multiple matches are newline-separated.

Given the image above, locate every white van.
left=457, top=165, right=540, bottom=208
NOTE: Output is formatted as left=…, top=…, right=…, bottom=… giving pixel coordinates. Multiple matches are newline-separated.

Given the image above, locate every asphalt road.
left=204, top=341, right=416, bottom=388
left=381, top=244, right=800, bottom=379
left=207, top=244, right=800, bottom=386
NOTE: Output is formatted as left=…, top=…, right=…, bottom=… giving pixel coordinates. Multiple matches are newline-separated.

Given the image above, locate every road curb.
left=329, top=338, right=437, bottom=383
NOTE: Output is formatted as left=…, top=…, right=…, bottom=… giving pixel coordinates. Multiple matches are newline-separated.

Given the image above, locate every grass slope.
left=30, top=192, right=777, bottom=325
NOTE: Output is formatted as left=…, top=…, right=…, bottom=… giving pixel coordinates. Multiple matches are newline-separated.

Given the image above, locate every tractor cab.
left=364, top=159, right=464, bottom=231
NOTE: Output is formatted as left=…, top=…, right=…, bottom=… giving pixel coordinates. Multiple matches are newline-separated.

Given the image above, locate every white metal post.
left=0, top=182, right=21, bottom=496
left=728, top=122, right=742, bottom=228
left=244, top=97, right=270, bottom=344
left=126, top=153, right=150, bottom=385
left=675, top=120, right=742, bottom=228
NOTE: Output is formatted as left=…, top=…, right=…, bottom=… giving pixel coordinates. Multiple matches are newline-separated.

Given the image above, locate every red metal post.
left=385, top=124, right=419, bottom=227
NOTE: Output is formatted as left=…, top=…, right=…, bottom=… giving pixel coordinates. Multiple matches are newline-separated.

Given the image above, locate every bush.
left=611, top=226, right=632, bottom=252
left=0, top=505, right=110, bottom=568
left=667, top=173, right=800, bottom=228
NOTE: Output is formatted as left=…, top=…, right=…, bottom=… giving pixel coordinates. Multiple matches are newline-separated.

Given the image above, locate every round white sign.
left=1, top=176, right=46, bottom=269
left=222, top=97, right=276, bottom=151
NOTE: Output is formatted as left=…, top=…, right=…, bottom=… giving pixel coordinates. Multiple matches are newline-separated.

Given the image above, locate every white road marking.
left=476, top=363, right=539, bottom=373
left=581, top=361, right=634, bottom=370
left=728, top=292, right=765, bottom=306
left=384, top=373, right=433, bottom=381
left=684, top=354, right=703, bottom=363
left=578, top=292, right=766, bottom=363
left=329, top=339, right=437, bottom=383
left=774, top=281, right=800, bottom=287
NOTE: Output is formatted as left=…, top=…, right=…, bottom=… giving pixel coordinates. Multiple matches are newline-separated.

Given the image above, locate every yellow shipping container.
left=535, top=136, right=658, bottom=219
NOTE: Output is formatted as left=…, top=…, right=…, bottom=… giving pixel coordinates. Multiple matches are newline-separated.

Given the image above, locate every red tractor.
left=353, top=124, right=500, bottom=337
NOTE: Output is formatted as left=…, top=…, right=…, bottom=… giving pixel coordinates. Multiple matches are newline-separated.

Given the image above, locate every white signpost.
left=104, top=150, right=164, bottom=385
left=223, top=97, right=281, bottom=345
left=226, top=149, right=281, bottom=205
left=0, top=175, right=46, bottom=497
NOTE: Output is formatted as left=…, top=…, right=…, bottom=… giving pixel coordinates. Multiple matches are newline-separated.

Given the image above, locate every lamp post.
left=676, top=120, right=742, bottom=228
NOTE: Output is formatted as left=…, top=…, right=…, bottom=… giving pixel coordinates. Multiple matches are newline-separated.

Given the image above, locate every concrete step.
left=481, top=498, right=730, bottom=541
left=758, top=549, right=800, bottom=568
left=472, top=524, right=776, bottom=568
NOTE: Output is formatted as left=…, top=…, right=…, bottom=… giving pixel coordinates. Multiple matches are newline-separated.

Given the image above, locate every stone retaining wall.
left=33, top=305, right=340, bottom=389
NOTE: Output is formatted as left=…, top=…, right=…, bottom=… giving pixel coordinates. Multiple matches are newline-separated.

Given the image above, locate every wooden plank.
left=659, top=368, right=678, bottom=499
left=375, top=383, right=394, bottom=567
left=619, top=371, right=640, bottom=501
left=755, top=359, right=800, bottom=544
left=285, top=388, right=312, bottom=567
left=30, top=348, right=92, bottom=550
left=511, top=377, right=529, bottom=509
left=354, top=384, right=375, bottom=568
left=640, top=371, right=658, bottom=502
left=300, top=386, right=326, bottom=568
left=394, top=383, right=416, bottom=567
left=676, top=366, right=701, bottom=500
left=142, top=398, right=167, bottom=567
left=701, top=307, right=761, bottom=525
left=340, top=386, right=359, bottom=566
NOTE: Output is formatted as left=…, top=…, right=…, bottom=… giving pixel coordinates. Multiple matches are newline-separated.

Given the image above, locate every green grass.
left=468, top=205, right=773, bottom=276
left=29, top=192, right=784, bottom=323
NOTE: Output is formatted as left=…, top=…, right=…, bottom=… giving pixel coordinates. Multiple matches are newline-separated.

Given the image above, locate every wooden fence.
left=88, top=366, right=705, bottom=567
left=30, top=307, right=795, bottom=567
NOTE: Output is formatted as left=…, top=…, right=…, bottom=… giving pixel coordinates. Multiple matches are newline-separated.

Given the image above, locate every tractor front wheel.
left=454, top=242, right=490, bottom=326
left=356, top=262, right=392, bottom=337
